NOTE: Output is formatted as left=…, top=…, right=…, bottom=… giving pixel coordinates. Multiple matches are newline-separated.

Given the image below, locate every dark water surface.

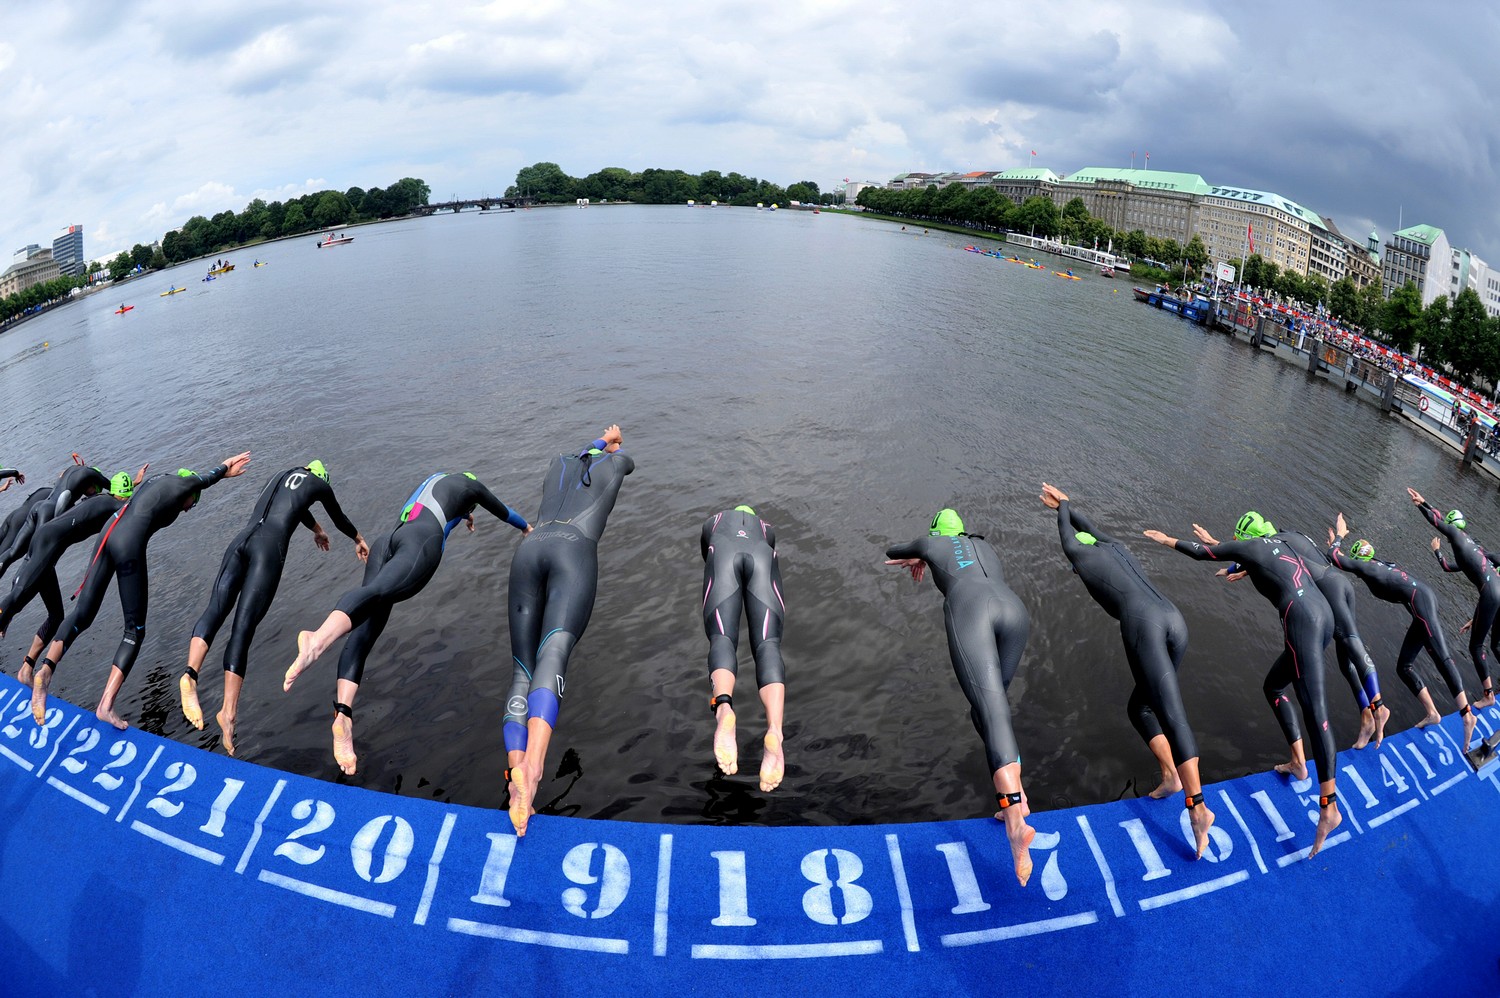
left=3, top=206, right=1497, bottom=826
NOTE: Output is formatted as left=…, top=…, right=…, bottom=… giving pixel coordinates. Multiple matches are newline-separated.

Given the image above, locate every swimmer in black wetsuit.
left=1408, top=488, right=1498, bottom=707
left=3, top=474, right=135, bottom=676
left=885, top=508, right=1036, bottom=886
left=0, top=462, right=123, bottom=576
left=180, top=461, right=369, bottom=755
left=0, top=488, right=50, bottom=559
left=700, top=504, right=787, bottom=791
left=504, top=425, right=633, bottom=836
left=1145, top=512, right=1343, bottom=857
left=30, top=452, right=252, bottom=730
left=1326, top=513, right=1478, bottom=750
left=0, top=467, right=22, bottom=491
left=1040, top=484, right=1214, bottom=858
left=283, top=471, right=529, bottom=775
left=1198, top=521, right=1389, bottom=750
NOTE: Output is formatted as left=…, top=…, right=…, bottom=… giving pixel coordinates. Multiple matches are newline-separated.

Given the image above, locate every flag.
left=1247, top=223, right=1255, bottom=255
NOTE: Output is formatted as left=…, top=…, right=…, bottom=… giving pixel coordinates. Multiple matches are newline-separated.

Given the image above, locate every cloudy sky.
left=4, top=1, right=1498, bottom=265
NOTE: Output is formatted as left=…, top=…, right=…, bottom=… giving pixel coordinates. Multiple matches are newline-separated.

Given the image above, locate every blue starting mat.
left=2, top=672, right=1498, bottom=997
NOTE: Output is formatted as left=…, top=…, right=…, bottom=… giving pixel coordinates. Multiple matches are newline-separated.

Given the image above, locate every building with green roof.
left=1383, top=224, right=1452, bottom=306
left=1050, top=167, right=1208, bottom=248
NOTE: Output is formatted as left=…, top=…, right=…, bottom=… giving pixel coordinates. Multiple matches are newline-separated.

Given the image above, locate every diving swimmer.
left=1408, top=488, right=1498, bottom=707
left=0, top=461, right=128, bottom=577
left=1326, top=514, right=1478, bottom=750
left=700, top=504, right=787, bottom=792
left=283, top=471, right=529, bottom=776
left=2, top=473, right=135, bottom=677
left=181, top=461, right=369, bottom=755
left=1144, top=512, right=1343, bottom=857
left=1040, top=484, right=1214, bottom=858
left=885, top=508, right=1036, bottom=886
left=504, top=425, right=634, bottom=837
left=0, top=467, right=22, bottom=491
left=30, top=453, right=252, bottom=730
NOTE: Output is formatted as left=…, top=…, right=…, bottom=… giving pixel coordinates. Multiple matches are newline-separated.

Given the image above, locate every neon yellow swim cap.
left=109, top=472, right=133, bottom=499
left=308, top=460, right=328, bottom=482
left=1352, top=539, right=1375, bottom=561
left=1075, top=531, right=1097, bottom=545
left=1234, top=511, right=1276, bottom=540
left=930, top=508, right=964, bottom=537
left=734, top=505, right=756, bottom=515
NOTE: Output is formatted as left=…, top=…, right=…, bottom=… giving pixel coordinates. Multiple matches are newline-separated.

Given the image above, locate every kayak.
left=1054, top=272, right=1082, bottom=280
left=202, top=276, right=215, bottom=282
left=208, top=264, right=235, bottom=275
left=114, top=306, right=134, bottom=314
left=159, top=287, right=186, bottom=296
left=254, top=262, right=268, bottom=268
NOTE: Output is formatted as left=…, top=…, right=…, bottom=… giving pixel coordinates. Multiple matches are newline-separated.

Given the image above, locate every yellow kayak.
left=159, top=287, right=186, bottom=296
left=208, top=264, right=235, bottom=275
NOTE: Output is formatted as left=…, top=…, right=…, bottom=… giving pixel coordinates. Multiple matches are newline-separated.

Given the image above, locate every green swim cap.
left=308, top=460, right=328, bottom=482
left=1234, top=511, right=1276, bottom=540
left=1352, top=539, right=1375, bottom=561
left=1446, top=509, right=1467, bottom=530
left=734, top=505, right=756, bottom=515
left=1075, top=531, right=1098, bottom=545
left=462, top=471, right=477, bottom=481
left=177, top=469, right=197, bottom=479
left=109, top=472, right=133, bottom=500
left=929, top=508, right=964, bottom=537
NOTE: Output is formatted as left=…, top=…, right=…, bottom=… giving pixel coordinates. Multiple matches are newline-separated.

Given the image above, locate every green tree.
left=1446, top=287, right=1490, bottom=384
left=1383, top=281, right=1425, bottom=354
left=1418, top=294, right=1452, bottom=369
left=1184, top=235, right=1209, bottom=275
left=507, top=162, right=574, bottom=202
left=785, top=181, right=820, bottom=204
left=312, top=191, right=353, bottom=228
left=386, top=177, right=432, bottom=215
left=1328, top=277, right=1359, bottom=325
left=282, top=202, right=308, bottom=235
left=1060, top=197, right=1090, bottom=242
left=1357, top=278, right=1384, bottom=332
left=108, top=252, right=132, bottom=281
left=1124, top=229, right=1148, bottom=259
left=1015, top=195, right=1059, bottom=236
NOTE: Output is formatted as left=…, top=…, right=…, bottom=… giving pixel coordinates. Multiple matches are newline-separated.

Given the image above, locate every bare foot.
left=1309, top=801, right=1342, bottom=858
left=759, top=731, right=784, bottom=792
left=1476, top=687, right=1496, bottom=709
left=1353, top=708, right=1375, bottom=749
left=1415, top=711, right=1442, bottom=729
left=95, top=705, right=128, bottom=731
left=996, top=810, right=1036, bottom=886
left=1148, top=773, right=1183, bottom=799
left=1190, top=802, right=1216, bottom=860
left=508, top=764, right=532, bottom=837
left=282, top=631, right=319, bottom=692
left=17, top=662, right=32, bottom=686
left=331, top=712, right=356, bottom=774
left=1273, top=760, right=1307, bottom=781
left=713, top=707, right=737, bottom=776
left=30, top=664, right=52, bottom=725
left=1463, top=709, right=1478, bottom=751
left=1373, top=703, right=1390, bottom=746
left=180, top=673, right=205, bottom=729
left=216, top=709, right=237, bottom=756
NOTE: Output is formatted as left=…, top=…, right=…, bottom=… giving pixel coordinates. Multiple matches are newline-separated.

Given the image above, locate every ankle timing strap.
left=710, top=693, right=733, bottom=714
left=1184, top=792, right=1204, bottom=810
left=1368, top=697, right=1383, bottom=711
left=1462, top=703, right=1473, bottom=716
left=23, top=655, right=35, bottom=668
left=1318, top=791, right=1338, bottom=809
left=996, top=791, right=1022, bottom=810
left=184, top=667, right=198, bottom=682
left=333, top=702, right=353, bottom=719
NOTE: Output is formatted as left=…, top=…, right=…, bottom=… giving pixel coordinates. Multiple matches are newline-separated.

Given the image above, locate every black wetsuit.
left=0, top=469, right=20, bottom=484
left=331, top=473, right=526, bottom=686
left=503, top=442, right=634, bottom=753
left=1056, top=501, right=1195, bottom=764
left=0, top=494, right=125, bottom=648
left=43, top=467, right=230, bottom=679
left=1327, top=539, right=1468, bottom=702
left=1172, top=535, right=1337, bottom=783
left=1417, top=501, right=1499, bottom=689
left=701, top=508, right=786, bottom=688
left=0, top=466, right=109, bottom=574
left=1277, top=531, right=1381, bottom=711
left=885, top=532, right=1030, bottom=773
left=192, top=468, right=362, bottom=677
left=0, top=489, right=52, bottom=573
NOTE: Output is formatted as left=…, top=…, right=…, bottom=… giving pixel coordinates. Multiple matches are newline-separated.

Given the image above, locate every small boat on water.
left=1131, top=286, right=1213, bottom=324
left=254, top=261, right=268, bottom=268
left=114, top=305, right=133, bottom=314
left=316, top=233, right=354, bottom=248
left=159, top=287, right=186, bottom=297
left=1055, top=271, right=1081, bottom=280
left=1025, top=262, right=1045, bottom=270
left=208, top=264, right=235, bottom=276
left=1099, top=265, right=1116, bottom=279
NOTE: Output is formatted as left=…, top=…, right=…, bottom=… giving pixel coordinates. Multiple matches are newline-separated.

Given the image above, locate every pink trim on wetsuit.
left=703, top=578, right=713, bottom=609
left=772, top=580, right=785, bottom=612
left=715, top=608, right=725, bottom=635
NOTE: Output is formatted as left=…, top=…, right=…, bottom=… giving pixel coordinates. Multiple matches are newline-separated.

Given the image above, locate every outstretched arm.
left=884, top=538, right=928, bottom=583
left=471, top=479, right=531, bottom=534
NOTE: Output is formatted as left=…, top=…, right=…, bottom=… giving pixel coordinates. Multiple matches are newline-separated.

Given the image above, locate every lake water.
left=1, top=205, right=1495, bottom=825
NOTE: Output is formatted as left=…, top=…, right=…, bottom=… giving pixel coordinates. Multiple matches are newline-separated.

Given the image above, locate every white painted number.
left=198, top=778, right=246, bottom=838
left=59, top=727, right=100, bottom=775
left=27, top=708, right=62, bottom=749
left=1378, top=756, right=1409, bottom=796
left=1, top=698, right=31, bottom=738
left=1404, top=744, right=1436, bottom=779
left=91, top=740, right=137, bottom=792
left=709, top=850, right=757, bottom=926
left=1176, top=810, right=1233, bottom=862
left=471, top=833, right=517, bottom=908
left=351, top=815, right=415, bottom=884
left=1118, top=818, right=1171, bottom=881
left=1250, top=790, right=1297, bottom=842
left=1422, top=730, right=1453, bottom=767
left=1031, top=831, right=1068, bottom=901
left=1340, top=765, right=1379, bottom=810
left=934, top=841, right=991, bottom=915
left=274, top=799, right=335, bottom=865
left=145, top=761, right=198, bottom=818
left=560, top=842, right=630, bottom=919
left=800, top=848, right=872, bottom=926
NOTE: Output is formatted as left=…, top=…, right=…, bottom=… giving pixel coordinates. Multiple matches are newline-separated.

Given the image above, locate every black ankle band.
left=1368, top=697, right=1383, bottom=711
left=22, top=655, right=35, bottom=667
left=184, top=667, right=198, bottom=682
left=334, top=702, right=353, bottom=718
left=1185, top=792, right=1205, bottom=810
left=1462, top=704, right=1472, bottom=715
left=710, top=693, right=733, bottom=714
left=996, top=791, right=1022, bottom=810
left=1318, top=791, right=1338, bottom=809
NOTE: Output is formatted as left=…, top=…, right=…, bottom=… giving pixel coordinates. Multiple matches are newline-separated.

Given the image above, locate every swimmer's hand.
left=1461, top=618, right=1474, bottom=635
left=1431, top=537, right=1442, bottom=552
left=1192, top=524, right=1219, bottom=544
left=885, top=558, right=926, bottom=583
left=1407, top=487, right=1425, bottom=506
left=466, top=514, right=476, bottom=533
left=522, top=524, right=533, bottom=537
left=602, top=424, right=623, bottom=453
left=1143, top=529, right=1176, bottom=546
left=223, top=452, right=252, bottom=477
left=312, top=527, right=330, bottom=551
left=1335, top=513, right=1348, bottom=540
left=1039, top=482, right=1067, bottom=509
left=354, top=536, right=370, bottom=562
left=134, top=463, right=149, bottom=485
